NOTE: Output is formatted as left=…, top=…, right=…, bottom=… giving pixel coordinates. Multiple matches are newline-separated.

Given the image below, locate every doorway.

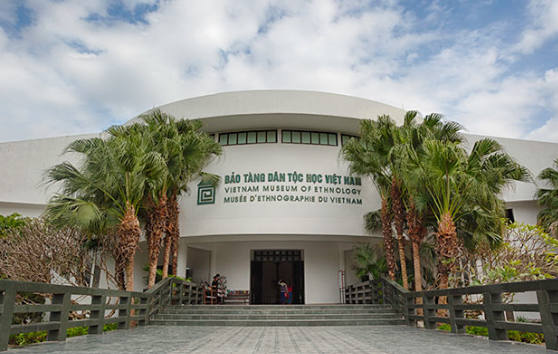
left=250, top=250, right=304, bottom=304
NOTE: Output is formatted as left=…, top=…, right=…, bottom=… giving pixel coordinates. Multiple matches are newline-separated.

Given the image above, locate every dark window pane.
left=319, top=133, right=328, bottom=145
left=247, top=132, right=257, bottom=143
left=282, top=131, right=291, bottom=143
left=329, top=133, right=337, bottom=146
left=267, top=131, right=277, bottom=143
left=238, top=132, right=247, bottom=144
left=311, top=132, right=319, bottom=144
left=219, top=134, right=228, bottom=146
left=301, top=132, right=311, bottom=144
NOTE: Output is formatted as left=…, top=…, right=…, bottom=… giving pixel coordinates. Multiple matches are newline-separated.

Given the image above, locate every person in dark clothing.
left=212, top=274, right=221, bottom=304
left=278, top=279, right=288, bottom=304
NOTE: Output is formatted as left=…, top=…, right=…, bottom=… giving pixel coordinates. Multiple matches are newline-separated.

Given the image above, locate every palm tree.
left=407, top=138, right=529, bottom=290
left=45, top=126, right=166, bottom=291
left=160, top=118, right=222, bottom=278
left=343, top=117, right=396, bottom=280
left=537, top=159, right=558, bottom=238
left=352, top=243, right=387, bottom=280
left=396, top=113, right=464, bottom=292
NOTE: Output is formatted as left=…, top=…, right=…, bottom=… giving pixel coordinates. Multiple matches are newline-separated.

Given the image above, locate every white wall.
left=187, top=246, right=211, bottom=284
left=183, top=239, right=358, bottom=304
left=180, top=141, right=379, bottom=238
left=506, top=200, right=540, bottom=225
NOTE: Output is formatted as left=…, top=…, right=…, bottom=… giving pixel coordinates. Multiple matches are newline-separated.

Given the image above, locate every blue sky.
left=0, top=0, right=557, bottom=142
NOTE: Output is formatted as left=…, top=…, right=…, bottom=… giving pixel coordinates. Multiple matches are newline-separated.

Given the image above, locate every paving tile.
left=7, top=326, right=549, bottom=354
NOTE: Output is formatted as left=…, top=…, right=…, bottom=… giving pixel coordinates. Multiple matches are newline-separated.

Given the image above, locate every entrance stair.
left=149, top=304, right=405, bottom=326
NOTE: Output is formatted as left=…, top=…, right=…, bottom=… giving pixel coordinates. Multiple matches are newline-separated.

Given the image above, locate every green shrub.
left=508, top=330, right=544, bottom=344
left=9, top=321, right=121, bottom=347
left=103, top=323, right=117, bottom=331
left=466, top=326, right=488, bottom=336
left=9, top=331, right=47, bottom=346
left=437, top=324, right=544, bottom=344
left=66, top=326, right=88, bottom=338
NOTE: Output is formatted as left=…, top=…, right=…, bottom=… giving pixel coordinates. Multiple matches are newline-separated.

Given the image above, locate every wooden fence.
left=346, top=277, right=558, bottom=351
left=0, top=277, right=204, bottom=351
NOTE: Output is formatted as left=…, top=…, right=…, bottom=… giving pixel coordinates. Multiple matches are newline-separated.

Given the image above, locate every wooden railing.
left=346, top=277, right=558, bottom=351
left=0, top=277, right=204, bottom=351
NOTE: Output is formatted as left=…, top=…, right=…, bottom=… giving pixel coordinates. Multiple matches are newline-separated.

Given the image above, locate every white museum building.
left=1, top=90, right=557, bottom=304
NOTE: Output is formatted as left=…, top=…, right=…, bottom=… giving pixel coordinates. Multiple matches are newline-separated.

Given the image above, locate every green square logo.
left=197, top=181, right=215, bottom=205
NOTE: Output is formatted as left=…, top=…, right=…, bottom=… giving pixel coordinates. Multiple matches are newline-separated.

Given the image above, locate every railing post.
left=403, top=294, right=412, bottom=326
left=138, top=296, right=148, bottom=327
left=178, top=281, right=184, bottom=306
left=188, top=283, right=192, bottom=305
left=0, top=285, right=16, bottom=352
left=47, top=292, right=71, bottom=342
left=484, top=292, right=507, bottom=341
left=423, top=294, right=436, bottom=329
left=89, top=294, right=106, bottom=335
left=448, top=294, right=465, bottom=334
left=537, top=290, right=558, bottom=350
left=118, top=295, right=131, bottom=330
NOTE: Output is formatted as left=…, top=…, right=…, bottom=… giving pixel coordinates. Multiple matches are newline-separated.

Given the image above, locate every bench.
left=224, top=290, right=250, bottom=305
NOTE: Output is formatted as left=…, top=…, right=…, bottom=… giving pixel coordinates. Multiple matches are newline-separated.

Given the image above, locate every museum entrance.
left=250, top=250, right=304, bottom=305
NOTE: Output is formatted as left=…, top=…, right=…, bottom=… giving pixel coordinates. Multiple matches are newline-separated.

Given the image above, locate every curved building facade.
left=0, top=90, right=556, bottom=304
left=150, top=91, right=405, bottom=304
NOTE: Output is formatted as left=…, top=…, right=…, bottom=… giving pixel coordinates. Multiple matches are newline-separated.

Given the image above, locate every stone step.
left=153, top=313, right=402, bottom=321
left=149, top=318, right=405, bottom=326
left=165, top=305, right=392, bottom=311
left=158, top=308, right=397, bottom=315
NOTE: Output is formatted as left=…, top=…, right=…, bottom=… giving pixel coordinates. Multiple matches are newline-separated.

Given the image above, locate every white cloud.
left=514, top=0, right=558, bottom=54
left=0, top=0, right=557, bottom=143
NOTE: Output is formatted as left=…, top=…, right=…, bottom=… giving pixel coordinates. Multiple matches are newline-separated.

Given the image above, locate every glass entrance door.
left=250, top=250, right=304, bottom=304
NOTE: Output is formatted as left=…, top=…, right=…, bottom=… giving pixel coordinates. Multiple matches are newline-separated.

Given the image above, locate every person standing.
left=212, top=274, right=221, bottom=304
left=278, top=279, right=288, bottom=304
left=287, top=282, right=293, bottom=305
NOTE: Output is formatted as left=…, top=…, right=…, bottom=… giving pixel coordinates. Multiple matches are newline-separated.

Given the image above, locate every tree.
left=396, top=112, right=464, bottom=292
left=0, top=213, right=29, bottom=238
left=351, top=243, right=387, bottom=280
left=343, top=117, right=396, bottom=280
left=134, top=110, right=221, bottom=287
left=407, top=138, right=530, bottom=290
left=163, top=118, right=221, bottom=278
left=468, top=221, right=558, bottom=286
left=0, top=218, right=94, bottom=286
left=45, top=126, right=166, bottom=291
left=537, top=158, right=558, bottom=238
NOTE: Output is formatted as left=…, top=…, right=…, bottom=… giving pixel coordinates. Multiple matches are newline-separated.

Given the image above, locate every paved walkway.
left=9, top=326, right=547, bottom=353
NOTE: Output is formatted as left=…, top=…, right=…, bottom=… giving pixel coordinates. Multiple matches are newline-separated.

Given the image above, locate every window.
left=282, top=130, right=338, bottom=146
left=218, top=130, right=278, bottom=146
left=505, top=209, right=515, bottom=223
left=253, top=250, right=302, bottom=262
left=341, top=134, right=359, bottom=146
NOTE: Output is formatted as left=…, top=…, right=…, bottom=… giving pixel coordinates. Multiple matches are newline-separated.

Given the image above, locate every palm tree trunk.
left=147, top=194, right=167, bottom=288
left=169, top=194, right=180, bottom=276
left=436, top=211, right=458, bottom=316
left=381, top=195, right=396, bottom=280
left=125, top=260, right=135, bottom=292
left=161, top=234, right=171, bottom=278
left=391, top=178, right=408, bottom=289
left=411, top=242, right=422, bottom=292
left=406, top=199, right=426, bottom=292
left=119, top=202, right=141, bottom=291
